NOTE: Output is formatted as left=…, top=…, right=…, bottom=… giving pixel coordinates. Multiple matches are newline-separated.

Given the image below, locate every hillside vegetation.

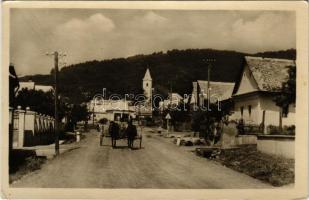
left=20, top=48, right=296, bottom=103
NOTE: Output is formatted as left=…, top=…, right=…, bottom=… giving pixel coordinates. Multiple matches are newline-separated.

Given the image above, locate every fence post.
left=16, top=107, right=25, bottom=148
left=25, top=107, right=37, bottom=146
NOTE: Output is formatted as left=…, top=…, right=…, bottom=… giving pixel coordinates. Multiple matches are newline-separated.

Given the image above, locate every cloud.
left=10, top=10, right=296, bottom=75
left=54, top=13, right=115, bottom=40
left=230, top=13, right=295, bottom=52
left=139, top=11, right=168, bottom=24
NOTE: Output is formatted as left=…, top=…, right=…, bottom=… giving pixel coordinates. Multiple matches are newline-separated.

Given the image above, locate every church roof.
left=143, top=68, right=152, bottom=80
left=244, top=56, right=295, bottom=92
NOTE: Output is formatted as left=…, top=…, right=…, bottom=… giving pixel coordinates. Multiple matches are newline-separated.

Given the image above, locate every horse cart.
left=99, top=123, right=142, bottom=149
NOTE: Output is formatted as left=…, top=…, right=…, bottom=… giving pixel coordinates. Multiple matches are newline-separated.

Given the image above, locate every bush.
left=268, top=125, right=295, bottom=135
left=98, top=118, right=108, bottom=124
left=25, top=156, right=45, bottom=171
left=267, top=125, right=280, bottom=135
left=283, top=125, right=295, bottom=135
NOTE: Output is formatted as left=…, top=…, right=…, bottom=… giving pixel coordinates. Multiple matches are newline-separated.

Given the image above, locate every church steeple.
left=143, top=68, right=152, bottom=101
left=143, top=68, right=152, bottom=81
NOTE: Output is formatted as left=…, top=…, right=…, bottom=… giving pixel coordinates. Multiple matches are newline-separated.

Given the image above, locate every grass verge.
left=215, top=145, right=294, bottom=187
left=9, top=150, right=46, bottom=184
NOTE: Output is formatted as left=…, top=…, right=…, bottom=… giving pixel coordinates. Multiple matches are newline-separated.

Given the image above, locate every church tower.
left=143, top=68, right=152, bottom=101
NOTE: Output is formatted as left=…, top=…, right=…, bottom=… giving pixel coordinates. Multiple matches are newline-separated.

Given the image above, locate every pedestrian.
left=237, top=119, right=245, bottom=135
left=99, top=123, right=105, bottom=146
left=96, top=123, right=100, bottom=132
left=109, top=121, right=119, bottom=148
left=126, top=120, right=137, bottom=149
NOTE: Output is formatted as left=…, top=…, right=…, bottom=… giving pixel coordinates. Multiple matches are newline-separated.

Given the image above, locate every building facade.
left=230, top=56, right=296, bottom=133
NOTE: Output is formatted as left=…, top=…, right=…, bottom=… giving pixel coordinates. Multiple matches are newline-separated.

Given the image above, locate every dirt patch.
left=215, top=145, right=294, bottom=186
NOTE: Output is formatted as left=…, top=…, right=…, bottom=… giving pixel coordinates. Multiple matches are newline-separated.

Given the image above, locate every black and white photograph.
left=2, top=1, right=308, bottom=199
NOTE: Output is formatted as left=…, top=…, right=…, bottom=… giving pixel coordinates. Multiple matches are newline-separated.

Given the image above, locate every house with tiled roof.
left=230, top=56, right=296, bottom=133
left=190, top=80, right=235, bottom=110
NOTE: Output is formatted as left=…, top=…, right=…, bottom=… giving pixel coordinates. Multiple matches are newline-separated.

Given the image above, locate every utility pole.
left=203, top=58, right=216, bottom=111
left=92, top=106, right=95, bottom=125
left=203, top=58, right=215, bottom=143
left=54, top=51, right=60, bottom=156
left=47, top=51, right=66, bottom=156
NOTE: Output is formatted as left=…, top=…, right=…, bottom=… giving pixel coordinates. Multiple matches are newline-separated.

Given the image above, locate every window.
left=248, top=105, right=252, bottom=117
left=146, top=83, right=148, bottom=87
left=240, top=106, right=244, bottom=117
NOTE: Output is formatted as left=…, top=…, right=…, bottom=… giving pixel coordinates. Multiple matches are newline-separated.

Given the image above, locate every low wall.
left=235, top=135, right=257, bottom=145
left=10, top=107, right=55, bottom=148
left=257, top=135, right=295, bottom=159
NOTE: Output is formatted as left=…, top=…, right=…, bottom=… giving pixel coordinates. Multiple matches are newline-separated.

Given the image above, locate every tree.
left=15, top=88, right=68, bottom=120
left=191, top=99, right=233, bottom=144
left=66, top=104, right=89, bottom=130
left=15, top=88, right=55, bottom=116
left=273, top=66, right=296, bottom=131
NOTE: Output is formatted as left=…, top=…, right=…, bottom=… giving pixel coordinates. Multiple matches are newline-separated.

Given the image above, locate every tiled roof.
left=245, top=56, right=295, bottom=92
left=196, top=80, right=235, bottom=102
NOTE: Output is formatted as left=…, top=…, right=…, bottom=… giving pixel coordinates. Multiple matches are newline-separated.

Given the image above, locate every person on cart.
left=109, top=121, right=119, bottom=148
left=126, top=120, right=137, bottom=149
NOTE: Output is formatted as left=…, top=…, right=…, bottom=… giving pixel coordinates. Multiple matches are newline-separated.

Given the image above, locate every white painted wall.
left=231, top=94, right=295, bottom=129
left=257, top=137, right=294, bottom=159
left=230, top=95, right=262, bottom=124
left=260, top=96, right=295, bottom=127
left=235, top=66, right=259, bottom=96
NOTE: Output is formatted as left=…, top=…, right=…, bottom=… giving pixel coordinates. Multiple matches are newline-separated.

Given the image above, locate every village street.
left=12, top=127, right=271, bottom=189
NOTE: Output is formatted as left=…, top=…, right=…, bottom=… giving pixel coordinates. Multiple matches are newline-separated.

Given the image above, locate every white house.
left=159, top=92, right=184, bottom=110
left=18, top=80, right=53, bottom=93
left=88, top=99, right=135, bottom=122
left=88, top=68, right=153, bottom=122
left=230, top=56, right=296, bottom=133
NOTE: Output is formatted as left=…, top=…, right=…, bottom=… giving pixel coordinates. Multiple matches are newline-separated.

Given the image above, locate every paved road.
left=12, top=128, right=271, bottom=188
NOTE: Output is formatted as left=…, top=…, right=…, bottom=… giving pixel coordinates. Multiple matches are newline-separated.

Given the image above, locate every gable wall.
left=235, top=65, right=259, bottom=95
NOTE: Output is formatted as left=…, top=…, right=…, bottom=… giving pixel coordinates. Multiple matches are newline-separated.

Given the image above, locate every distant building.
left=143, top=68, right=152, bottom=101
left=159, top=92, right=184, bottom=110
left=18, top=80, right=53, bottom=93
left=88, top=68, right=153, bottom=122
left=229, top=56, right=296, bottom=133
left=87, top=99, right=135, bottom=123
left=190, top=80, right=235, bottom=110
left=138, top=68, right=153, bottom=117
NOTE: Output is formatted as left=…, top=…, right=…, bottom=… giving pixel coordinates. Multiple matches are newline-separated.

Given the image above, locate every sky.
left=10, top=9, right=296, bottom=76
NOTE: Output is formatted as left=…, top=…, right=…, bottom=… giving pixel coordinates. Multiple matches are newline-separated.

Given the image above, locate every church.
left=88, top=68, right=153, bottom=123
left=136, top=68, right=153, bottom=118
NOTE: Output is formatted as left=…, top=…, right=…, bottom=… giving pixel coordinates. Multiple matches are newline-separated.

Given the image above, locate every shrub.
left=267, top=125, right=280, bottom=135
left=268, top=125, right=295, bottom=135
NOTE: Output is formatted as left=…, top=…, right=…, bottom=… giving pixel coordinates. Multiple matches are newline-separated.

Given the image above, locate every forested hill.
left=20, top=48, right=296, bottom=103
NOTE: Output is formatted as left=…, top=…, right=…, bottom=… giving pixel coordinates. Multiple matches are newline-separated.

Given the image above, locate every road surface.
left=12, top=128, right=271, bottom=188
